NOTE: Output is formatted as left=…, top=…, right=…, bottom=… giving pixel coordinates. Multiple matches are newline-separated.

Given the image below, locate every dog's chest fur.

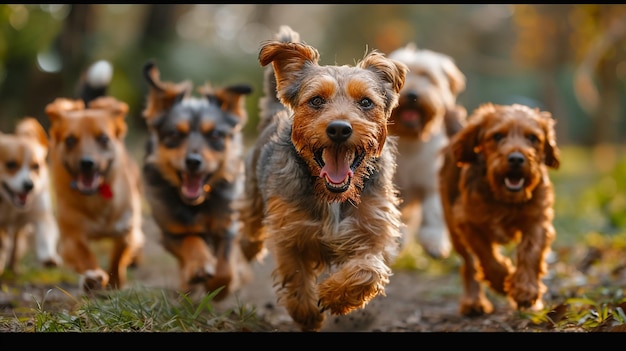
left=395, top=130, right=448, bottom=196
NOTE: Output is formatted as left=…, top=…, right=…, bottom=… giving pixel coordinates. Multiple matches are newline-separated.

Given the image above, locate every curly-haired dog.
left=45, top=61, right=145, bottom=294
left=439, top=103, right=560, bottom=316
left=388, top=43, right=467, bottom=259
left=141, top=61, right=253, bottom=300
left=239, top=26, right=407, bottom=331
left=0, top=117, right=61, bottom=276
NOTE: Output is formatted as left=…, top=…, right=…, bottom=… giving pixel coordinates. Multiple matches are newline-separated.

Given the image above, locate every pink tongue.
left=182, top=173, right=203, bottom=198
left=401, top=110, right=419, bottom=122
left=78, top=174, right=99, bottom=191
left=319, top=153, right=352, bottom=184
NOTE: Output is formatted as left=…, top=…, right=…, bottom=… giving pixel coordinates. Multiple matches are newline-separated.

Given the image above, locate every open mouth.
left=2, top=182, right=30, bottom=207
left=314, top=148, right=365, bottom=193
left=179, top=172, right=211, bottom=202
left=504, top=173, right=525, bottom=192
left=73, top=172, right=103, bottom=195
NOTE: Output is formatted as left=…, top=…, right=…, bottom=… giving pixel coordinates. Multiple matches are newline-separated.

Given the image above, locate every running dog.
left=0, top=117, right=61, bottom=276
left=239, top=25, right=407, bottom=331
left=141, top=60, right=253, bottom=300
left=388, top=43, right=467, bottom=259
left=439, top=103, right=560, bottom=316
left=45, top=61, right=145, bottom=294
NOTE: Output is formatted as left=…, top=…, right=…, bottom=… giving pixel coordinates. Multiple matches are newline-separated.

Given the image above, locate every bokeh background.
left=1, top=4, right=626, bottom=253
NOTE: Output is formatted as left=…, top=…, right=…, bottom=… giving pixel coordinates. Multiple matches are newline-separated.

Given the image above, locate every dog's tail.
left=257, top=25, right=300, bottom=132
left=77, top=60, right=113, bottom=106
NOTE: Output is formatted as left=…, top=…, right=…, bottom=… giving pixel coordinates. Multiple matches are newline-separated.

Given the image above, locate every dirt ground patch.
left=1, top=216, right=623, bottom=332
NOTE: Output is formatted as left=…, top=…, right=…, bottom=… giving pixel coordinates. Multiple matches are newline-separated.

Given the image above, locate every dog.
left=44, top=60, right=145, bottom=294
left=439, top=102, right=560, bottom=316
left=141, top=60, right=253, bottom=300
left=387, top=43, right=467, bottom=259
left=239, top=25, right=407, bottom=332
left=0, top=117, right=61, bottom=276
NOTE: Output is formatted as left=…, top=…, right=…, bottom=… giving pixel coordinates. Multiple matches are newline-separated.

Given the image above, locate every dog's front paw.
left=79, top=269, right=109, bottom=295
left=506, top=274, right=544, bottom=311
left=41, top=253, right=62, bottom=268
left=459, top=295, right=494, bottom=317
left=317, top=276, right=384, bottom=316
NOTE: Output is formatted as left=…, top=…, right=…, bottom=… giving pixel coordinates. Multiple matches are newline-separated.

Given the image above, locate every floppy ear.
left=451, top=120, right=482, bottom=164
left=89, top=96, right=129, bottom=139
left=441, top=56, right=466, bottom=97
left=45, top=98, right=85, bottom=143
left=540, top=111, right=560, bottom=169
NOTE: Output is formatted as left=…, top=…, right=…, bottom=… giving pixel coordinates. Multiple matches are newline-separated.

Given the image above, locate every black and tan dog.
left=141, top=61, right=253, bottom=300
left=239, top=26, right=407, bottom=332
left=45, top=60, right=145, bottom=294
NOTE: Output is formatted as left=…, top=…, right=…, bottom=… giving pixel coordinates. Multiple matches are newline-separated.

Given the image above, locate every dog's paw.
left=79, top=269, right=109, bottom=295
left=41, top=253, right=62, bottom=268
left=417, top=227, right=451, bottom=259
left=317, top=279, right=382, bottom=316
left=459, top=296, right=494, bottom=317
left=186, top=264, right=215, bottom=285
left=287, top=301, right=325, bottom=332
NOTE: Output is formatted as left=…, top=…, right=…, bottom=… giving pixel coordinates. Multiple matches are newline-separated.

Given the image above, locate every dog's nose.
left=79, top=158, right=96, bottom=172
left=326, top=120, right=352, bottom=143
left=185, top=154, right=203, bottom=172
left=405, top=91, right=419, bottom=102
left=22, top=179, right=34, bottom=192
left=507, top=152, right=525, bottom=167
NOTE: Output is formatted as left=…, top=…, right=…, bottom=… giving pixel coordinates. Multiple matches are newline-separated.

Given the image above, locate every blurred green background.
left=1, top=4, right=626, bottom=251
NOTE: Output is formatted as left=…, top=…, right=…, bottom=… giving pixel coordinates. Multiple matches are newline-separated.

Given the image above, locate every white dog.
left=0, top=117, right=61, bottom=275
left=388, top=43, right=467, bottom=259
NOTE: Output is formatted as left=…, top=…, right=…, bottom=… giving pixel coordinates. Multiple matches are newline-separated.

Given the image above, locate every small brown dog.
left=0, top=117, right=61, bottom=275
left=439, top=103, right=560, bottom=316
left=141, top=61, right=253, bottom=300
left=388, top=43, right=467, bottom=258
left=45, top=61, right=145, bottom=294
left=240, top=26, right=407, bottom=331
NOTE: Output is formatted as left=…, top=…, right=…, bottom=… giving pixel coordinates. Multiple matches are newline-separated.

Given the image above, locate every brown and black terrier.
left=439, top=103, right=560, bottom=316
left=239, top=25, right=407, bottom=331
left=141, top=61, right=253, bottom=300
left=388, top=43, right=467, bottom=259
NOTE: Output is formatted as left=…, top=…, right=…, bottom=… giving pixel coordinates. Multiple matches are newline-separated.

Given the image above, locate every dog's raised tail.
left=78, top=60, right=113, bottom=106
left=257, top=25, right=300, bottom=132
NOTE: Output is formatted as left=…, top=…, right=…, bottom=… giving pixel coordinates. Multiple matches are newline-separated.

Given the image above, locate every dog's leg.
left=108, top=228, right=143, bottom=289
left=0, top=228, right=11, bottom=275
left=239, top=176, right=267, bottom=261
left=161, top=233, right=216, bottom=293
left=32, top=213, right=62, bottom=268
left=449, top=224, right=494, bottom=316
left=58, top=218, right=109, bottom=294
left=505, top=222, right=555, bottom=311
left=203, top=220, right=240, bottom=301
left=418, top=190, right=451, bottom=259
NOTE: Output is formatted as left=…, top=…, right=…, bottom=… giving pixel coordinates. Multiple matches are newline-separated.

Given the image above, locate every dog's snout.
left=507, top=152, right=525, bottom=167
left=326, top=121, right=352, bottom=143
left=79, top=158, right=96, bottom=172
left=22, top=179, right=34, bottom=192
left=185, top=154, right=203, bottom=172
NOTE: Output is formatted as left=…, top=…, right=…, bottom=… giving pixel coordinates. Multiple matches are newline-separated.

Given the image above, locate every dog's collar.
left=70, top=180, right=113, bottom=199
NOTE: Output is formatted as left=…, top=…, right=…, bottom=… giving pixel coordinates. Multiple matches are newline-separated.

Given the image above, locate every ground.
left=1, top=216, right=624, bottom=333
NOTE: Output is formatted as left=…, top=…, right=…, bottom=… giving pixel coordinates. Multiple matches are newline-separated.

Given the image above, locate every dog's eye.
left=358, top=97, right=374, bottom=110
left=32, top=163, right=40, bottom=172
left=207, top=130, right=226, bottom=150
left=309, top=96, right=325, bottom=109
left=162, top=130, right=184, bottom=148
left=6, top=160, right=18, bottom=171
left=527, top=134, right=539, bottom=144
left=97, top=134, right=110, bottom=147
left=492, top=133, right=504, bottom=142
left=65, top=135, right=78, bottom=149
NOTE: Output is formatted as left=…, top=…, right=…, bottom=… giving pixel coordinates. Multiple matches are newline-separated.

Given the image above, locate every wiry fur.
left=0, top=117, right=61, bottom=275
left=388, top=43, right=467, bottom=259
left=439, top=103, right=560, bottom=316
left=239, top=25, right=407, bottom=331
left=45, top=61, right=145, bottom=294
left=141, top=61, right=253, bottom=300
